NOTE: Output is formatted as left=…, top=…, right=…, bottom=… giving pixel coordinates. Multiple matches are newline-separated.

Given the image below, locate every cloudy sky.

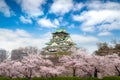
left=0, top=0, right=120, bottom=53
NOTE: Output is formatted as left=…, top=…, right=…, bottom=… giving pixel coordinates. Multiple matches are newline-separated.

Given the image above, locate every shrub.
left=82, top=77, right=100, bottom=80
left=102, top=76, right=120, bottom=80
left=1, top=76, right=120, bottom=80
left=32, top=77, right=82, bottom=80
left=32, top=77, right=47, bottom=80
left=0, top=77, right=10, bottom=80
left=47, top=77, right=82, bottom=80
left=12, top=78, right=29, bottom=80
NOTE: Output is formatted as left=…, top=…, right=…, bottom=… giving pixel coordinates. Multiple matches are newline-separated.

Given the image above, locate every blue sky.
left=0, top=0, right=120, bottom=53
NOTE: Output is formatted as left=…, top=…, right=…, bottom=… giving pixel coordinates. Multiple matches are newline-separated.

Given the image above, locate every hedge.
left=0, top=76, right=120, bottom=80
left=32, top=77, right=82, bottom=80
left=82, top=77, right=100, bottom=80
left=102, top=76, right=120, bottom=80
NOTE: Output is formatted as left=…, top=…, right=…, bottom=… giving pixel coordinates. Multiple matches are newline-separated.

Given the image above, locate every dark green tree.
left=95, top=42, right=110, bottom=56
left=95, top=41, right=120, bottom=56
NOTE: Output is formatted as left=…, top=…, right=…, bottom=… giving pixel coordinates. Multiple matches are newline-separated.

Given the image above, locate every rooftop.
left=55, top=28, right=66, bottom=33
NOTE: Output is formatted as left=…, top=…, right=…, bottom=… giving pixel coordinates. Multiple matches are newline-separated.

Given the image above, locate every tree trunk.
left=73, top=68, right=76, bottom=77
left=115, top=66, right=120, bottom=76
left=26, top=68, right=32, bottom=80
left=94, top=67, right=98, bottom=77
left=29, top=68, right=32, bottom=80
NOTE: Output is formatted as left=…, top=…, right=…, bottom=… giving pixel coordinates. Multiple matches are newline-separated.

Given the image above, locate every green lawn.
left=0, top=76, right=120, bottom=80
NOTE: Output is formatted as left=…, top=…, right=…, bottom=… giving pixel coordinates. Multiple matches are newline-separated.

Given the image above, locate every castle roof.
left=55, top=28, right=66, bottom=33
left=52, top=28, right=69, bottom=35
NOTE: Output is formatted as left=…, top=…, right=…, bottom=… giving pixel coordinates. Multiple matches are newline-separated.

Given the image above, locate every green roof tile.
left=55, top=28, right=66, bottom=33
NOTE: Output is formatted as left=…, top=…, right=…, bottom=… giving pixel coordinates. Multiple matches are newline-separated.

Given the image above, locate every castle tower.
left=42, top=28, right=76, bottom=55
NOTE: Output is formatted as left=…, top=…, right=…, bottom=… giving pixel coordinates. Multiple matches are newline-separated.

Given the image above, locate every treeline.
left=0, top=42, right=120, bottom=79
left=0, top=41, right=120, bottom=62
left=0, top=50, right=120, bottom=79
left=0, top=46, right=41, bottom=62
left=95, top=41, right=120, bottom=56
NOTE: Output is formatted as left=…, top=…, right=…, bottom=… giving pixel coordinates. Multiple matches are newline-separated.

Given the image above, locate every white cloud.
left=73, top=10, right=120, bottom=25
left=72, top=14, right=84, bottom=21
left=73, top=3, right=84, bottom=11
left=16, top=0, right=46, bottom=17
left=50, top=0, right=73, bottom=15
left=38, top=18, right=58, bottom=28
left=71, top=34, right=98, bottom=44
left=84, top=10, right=119, bottom=25
left=98, top=21, right=120, bottom=31
left=72, top=1, right=120, bottom=33
left=0, top=28, right=50, bottom=51
left=0, top=28, right=99, bottom=54
left=0, top=0, right=11, bottom=17
left=98, top=31, right=112, bottom=36
left=81, top=25, right=95, bottom=32
left=53, top=19, right=59, bottom=26
left=73, top=10, right=120, bottom=32
left=20, top=16, right=32, bottom=24
left=71, top=34, right=99, bottom=54
left=15, top=29, right=31, bottom=37
left=86, top=1, right=120, bottom=10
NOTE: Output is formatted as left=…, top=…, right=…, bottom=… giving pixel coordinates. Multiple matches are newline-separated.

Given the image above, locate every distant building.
left=42, top=28, right=76, bottom=55
left=11, top=49, right=27, bottom=60
left=0, top=49, right=7, bottom=62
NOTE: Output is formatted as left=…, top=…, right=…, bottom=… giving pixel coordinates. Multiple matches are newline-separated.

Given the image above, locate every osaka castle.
left=42, top=28, right=76, bottom=54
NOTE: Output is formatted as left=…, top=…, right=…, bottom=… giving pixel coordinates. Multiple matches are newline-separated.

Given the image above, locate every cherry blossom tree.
left=0, top=54, right=62, bottom=79
left=0, top=60, right=23, bottom=78
left=88, top=54, right=120, bottom=78
left=105, top=54, right=120, bottom=76
left=59, top=49, right=120, bottom=78
left=0, top=49, right=120, bottom=79
left=19, top=54, right=53, bottom=79
left=59, top=49, right=94, bottom=77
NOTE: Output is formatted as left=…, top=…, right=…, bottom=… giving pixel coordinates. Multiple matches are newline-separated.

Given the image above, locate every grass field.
left=0, top=76, right=120, bottom=80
